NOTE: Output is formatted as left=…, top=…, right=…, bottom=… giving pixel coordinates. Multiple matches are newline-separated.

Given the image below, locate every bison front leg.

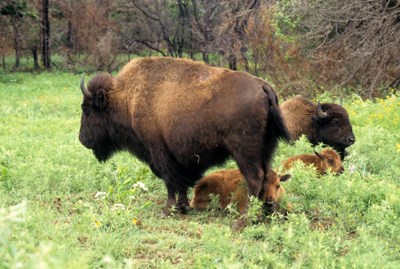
left=150, top=145, right=189, bottom=216
left=162, top=182, right=177, bottom=216
left=177, top=190, right=189, bottom=214
left=162, top=183, right=189, bottom=215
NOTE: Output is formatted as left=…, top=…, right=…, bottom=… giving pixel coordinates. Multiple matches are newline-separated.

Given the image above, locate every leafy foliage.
left=0, top=73, right=399, bottom=268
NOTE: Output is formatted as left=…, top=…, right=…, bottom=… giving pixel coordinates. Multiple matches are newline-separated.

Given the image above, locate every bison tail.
left=262, top=85, right=291, bottom=143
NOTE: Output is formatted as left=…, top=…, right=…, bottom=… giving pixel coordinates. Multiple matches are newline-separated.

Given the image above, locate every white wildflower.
left=102, top=255, right=114, bottom=264
left=94, top=192, right=106, bottom=200
left=133, top=182, right=148, bottom=191
left=111, top=203, right=126, bottom=211
left=348, top=164, right=356, bottom=173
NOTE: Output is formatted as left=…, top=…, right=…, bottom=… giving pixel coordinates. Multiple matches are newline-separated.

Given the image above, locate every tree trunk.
left=42, top=0, right=51, bottom=69
left=1, top=37, right=5, bottom=70
left=67, top=20, right=73, bottom=49
left=12, top=21, right=20, bottom=69
left=32, top=45, right=39, bottom=70
left=228, top=54, right=237, bottom=70
left=202, top=52, right=209, bottom=64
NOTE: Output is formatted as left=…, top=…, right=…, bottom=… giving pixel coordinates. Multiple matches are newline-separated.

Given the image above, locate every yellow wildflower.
left=397, top=144, right=400, bottom=152
left=132, top=218, right=138, bottom=225
left=94, top=220, right=102, bottom=228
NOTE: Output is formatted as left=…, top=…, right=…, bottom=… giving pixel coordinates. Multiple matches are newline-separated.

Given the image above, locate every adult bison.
left=280, top=95, right=355, bottom=159
left=79, top=57, right=290, bottom=217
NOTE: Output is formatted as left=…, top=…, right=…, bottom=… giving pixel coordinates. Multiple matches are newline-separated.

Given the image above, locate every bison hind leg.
left=225, top=135, right=270, bottom=229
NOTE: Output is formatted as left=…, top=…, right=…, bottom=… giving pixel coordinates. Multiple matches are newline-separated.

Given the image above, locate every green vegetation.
left=0, top=73, right=399, bottom=268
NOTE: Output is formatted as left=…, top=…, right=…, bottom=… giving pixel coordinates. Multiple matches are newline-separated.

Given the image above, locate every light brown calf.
left=282, top=148, right=344, bottom=175
left=190, top=169, right=291, bottom=213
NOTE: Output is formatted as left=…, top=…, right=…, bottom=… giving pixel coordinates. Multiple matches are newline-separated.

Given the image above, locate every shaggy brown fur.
left=280, top=95, right=355, bottom=159
left=282, top=149, right=344, bottom=175
left=79, top=57, right=290, bottom=217
left=190, top=169, right=290, bottom=213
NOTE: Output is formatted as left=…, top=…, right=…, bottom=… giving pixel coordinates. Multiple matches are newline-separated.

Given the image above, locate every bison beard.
left=78, top=57, right=290, bottom=225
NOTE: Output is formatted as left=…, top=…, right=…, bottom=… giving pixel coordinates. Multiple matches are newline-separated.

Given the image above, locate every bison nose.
left=347, top=136, right=355, bottom=145
left=265, top=200, right=275, bottom=207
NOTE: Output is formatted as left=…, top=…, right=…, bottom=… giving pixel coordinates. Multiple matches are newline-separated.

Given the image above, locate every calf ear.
left=93, top=89, right=108, bottom=110
left=314, top=150, right=324, bottom=159
left=280, top=174, right=291, bottom=182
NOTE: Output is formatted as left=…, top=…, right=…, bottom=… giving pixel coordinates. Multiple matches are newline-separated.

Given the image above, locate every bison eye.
left=328, top=159, right=334, bottom=164
left=331, top=119, right=340, bottom=125
left=276, top=184, right=280, bottom=189
left=81, top=104, right=91, bottom=115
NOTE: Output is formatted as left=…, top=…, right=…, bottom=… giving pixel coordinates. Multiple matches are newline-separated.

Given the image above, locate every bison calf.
left=282, top=149, right=344, bottom=175
left=190, top=169, right=291, bottom=214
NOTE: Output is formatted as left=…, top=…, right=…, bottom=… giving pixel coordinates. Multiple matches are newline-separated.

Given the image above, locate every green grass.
left=0, top=72, right=399, bottom=268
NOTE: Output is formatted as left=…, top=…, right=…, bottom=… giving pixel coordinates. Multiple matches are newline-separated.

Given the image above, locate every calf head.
left=263, top=170, right=291, bottom=211
left=314, top=148, right=344, bottom=174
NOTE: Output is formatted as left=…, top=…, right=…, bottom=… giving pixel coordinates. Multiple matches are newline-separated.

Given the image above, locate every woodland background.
left=1, top=0, right=400, bottom=98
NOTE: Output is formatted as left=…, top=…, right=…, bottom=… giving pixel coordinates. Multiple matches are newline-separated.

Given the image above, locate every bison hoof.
left=232, top=218, right=246, bottom=231
left=161, top=207, right=172, bottom=217
left=177, top=204, right=188, bottom=214
left=161, top=204, right=188, bottom=217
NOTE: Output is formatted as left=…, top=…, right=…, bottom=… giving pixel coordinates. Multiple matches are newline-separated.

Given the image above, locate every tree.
left=41, top=0, right=50, bottom=69
left=216, top=0, right=260, bottom=70
left=276, top=0, right=400, bottom=97
left=130, top=0, right=191, bottom=57
left=0, top=0, right=28, bottom=69
left=190, top=0, right=221, bottom=63
left=0, top=16, right=10, bottom=69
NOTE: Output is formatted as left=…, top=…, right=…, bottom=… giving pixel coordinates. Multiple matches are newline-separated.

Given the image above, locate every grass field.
left=1, top=72, right=399, bottom=268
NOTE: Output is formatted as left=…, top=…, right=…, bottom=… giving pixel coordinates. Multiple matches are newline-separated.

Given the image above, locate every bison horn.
left=317, top=102, right=328, bottom=118
left=80, top=73, right=91, bottom=98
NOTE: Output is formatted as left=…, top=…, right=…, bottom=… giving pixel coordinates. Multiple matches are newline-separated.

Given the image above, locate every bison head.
left=79, top=73, right=116, bottom=162
left=312, top=102, right=355, bottom=157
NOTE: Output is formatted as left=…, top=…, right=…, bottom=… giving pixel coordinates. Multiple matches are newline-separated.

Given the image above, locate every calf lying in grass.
left=282, top=148, right=344, bottom=175
left=190, top=169, right=291, bottom=214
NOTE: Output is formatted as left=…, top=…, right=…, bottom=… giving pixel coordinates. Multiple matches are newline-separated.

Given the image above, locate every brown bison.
left=280, top=95, right=355, bottom=159
left=190, top=169, right=291, bottom=213
left=282, top=148, right=344, bottom=175
left=79, top=57, right=290, bottom=216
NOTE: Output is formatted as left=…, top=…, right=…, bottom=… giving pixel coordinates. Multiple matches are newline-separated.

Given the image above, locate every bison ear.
left=280, top=174, right=291, bottom=182
left=314, top=151, right=324, bottom=159
left=93, top=89, right=108, bottom=110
